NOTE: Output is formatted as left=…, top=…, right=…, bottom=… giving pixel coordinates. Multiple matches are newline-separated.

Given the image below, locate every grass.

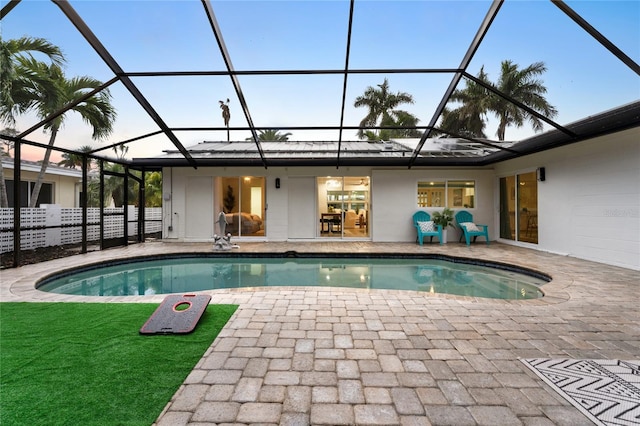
left=0, top=302, right=237, bottom=425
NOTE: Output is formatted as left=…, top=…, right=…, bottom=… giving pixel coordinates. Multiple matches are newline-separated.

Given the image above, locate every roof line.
left=408, top=0, right=504, bottom=168
left=201, top=0, right=267, bottom=168
left=53, top=0, right=198, bottom=169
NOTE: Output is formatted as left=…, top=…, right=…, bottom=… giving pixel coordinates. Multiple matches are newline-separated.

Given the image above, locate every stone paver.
left=3, top=241, right=639, bottom=425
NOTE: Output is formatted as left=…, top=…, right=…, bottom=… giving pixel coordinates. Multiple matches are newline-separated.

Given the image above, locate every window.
left=5, top=180, right=54, bottom=207
left=417, top=180, right=475, bottom=208
left=447, top=181, right=475, bottom=208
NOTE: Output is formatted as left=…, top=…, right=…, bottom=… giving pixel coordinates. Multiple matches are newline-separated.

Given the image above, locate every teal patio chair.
left=413, top=211, right=443, bottom=245
left=454, top=210, right=489, bottom=245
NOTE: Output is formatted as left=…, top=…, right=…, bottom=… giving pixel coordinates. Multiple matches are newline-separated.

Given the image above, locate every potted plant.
left=432, top=207, right=454, bottom=243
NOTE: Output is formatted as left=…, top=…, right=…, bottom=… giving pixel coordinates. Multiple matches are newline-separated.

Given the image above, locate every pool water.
left=38, top=256, right=547, bottom=300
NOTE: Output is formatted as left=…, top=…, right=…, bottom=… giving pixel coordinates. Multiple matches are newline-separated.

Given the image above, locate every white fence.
left=0, top=206, right=162, bottom=253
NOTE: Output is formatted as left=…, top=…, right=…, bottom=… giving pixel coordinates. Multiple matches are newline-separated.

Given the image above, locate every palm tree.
left=439, top=67, right=490, bottom=138
left=489, top=60, right=557, bottom=141
left=383, top=110, right=421, bottom=139
left=0, top=36, right=65, bottom=124
left=85, top=175, right=101, bottom=207
left=246, top=129, right=292, bottom=142
left=15, top=61, right=115, bottom=207
left=0, top=127, right=18, bottom=207
left=98, top=146, right=132, bottom=207
left=440, top=61, right=557, bottom=141
left=362, top=112, right=421, bottom=142
left=58, top=144, right=95, bottom=169
left=102, top=162, right=127, bottom=207
left=112, top=144, right=128, bottom=160
left=354, top=78, right=416, bottom=139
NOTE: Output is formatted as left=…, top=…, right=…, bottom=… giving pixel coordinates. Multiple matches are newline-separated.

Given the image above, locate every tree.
left=0, top=36, right=65, bottom=124
left=85, top=175, right=101, bottom=207
left=246, top=129, right=292, bottom=142
left=439, top=61, right=557, bottom=141
left=14, top=61, right=116, bottom=207
left=361, top=111, right=421, bottom=141
left=489, top=60, right=557, bottom=141
left=144, top=171, right=163, bottom=207
left=58, top=144, right=95, bottom=169
left=439, top=66, right=490, bottom=138
left=104, top=144, right=131, bottom=207
left=0, top=127, right=18, bottom=207
left=354, top=78, right=416, bottom=139
left=112, top=144, right=128, bottom=160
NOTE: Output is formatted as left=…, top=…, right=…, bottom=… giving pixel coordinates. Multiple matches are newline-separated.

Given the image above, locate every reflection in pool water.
left=38, top=257, right=547, bottom=300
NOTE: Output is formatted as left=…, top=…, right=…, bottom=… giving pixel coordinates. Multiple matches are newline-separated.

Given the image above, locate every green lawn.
left=0, top=302, right=237, bottom=425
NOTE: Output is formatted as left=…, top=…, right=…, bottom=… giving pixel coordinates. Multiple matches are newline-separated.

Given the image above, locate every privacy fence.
left=0, top=206, right=162, bottom=254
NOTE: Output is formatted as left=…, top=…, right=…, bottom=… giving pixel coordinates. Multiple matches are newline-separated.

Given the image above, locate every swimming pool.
left=37, top=254, right=548, bottom=300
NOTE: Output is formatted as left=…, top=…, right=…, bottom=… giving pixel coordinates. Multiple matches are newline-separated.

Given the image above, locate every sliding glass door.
left=317, top=177, right=370, bottom=239
left=217, top=177, right=266, bottom=237
left=499, top=171, right=538, bottom=244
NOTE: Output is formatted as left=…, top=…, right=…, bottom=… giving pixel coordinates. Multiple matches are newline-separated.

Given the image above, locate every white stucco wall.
left=493, top=127, right=640, bottom=270
left=3, top=165, right=82, bottom=207
left=371, top=168, right=495, bottom=243
left=162, top=128, right=639, bottom=271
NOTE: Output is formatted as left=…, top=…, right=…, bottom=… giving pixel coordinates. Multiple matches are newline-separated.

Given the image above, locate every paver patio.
left=2, top=241, right=638, bottom=425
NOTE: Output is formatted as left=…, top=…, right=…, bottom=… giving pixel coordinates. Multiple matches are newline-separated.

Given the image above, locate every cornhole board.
left=140, top=294, right=212, bottom=335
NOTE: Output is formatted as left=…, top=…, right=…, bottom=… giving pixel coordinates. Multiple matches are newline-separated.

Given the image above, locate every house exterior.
left=1, top=159, right=83, bottom=208
left=154, top=127, right=640, bottom=271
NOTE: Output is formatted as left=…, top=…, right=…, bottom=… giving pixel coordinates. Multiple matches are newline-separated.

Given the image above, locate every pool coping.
left=3, top=241, right=572, bottom=305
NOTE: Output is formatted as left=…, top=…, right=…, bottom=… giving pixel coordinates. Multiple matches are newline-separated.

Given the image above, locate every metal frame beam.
left=462, top=72, right=576, bottom=138
left=18, top=77, right=119, bottom=139
left=53, top=0, right=197, bottom=169
left=201, top=0, right=267, bottom=167
left=552, top=0, right=640, bottom=76
left=408, top=0, right=503, bottom=168
left=336, top=0, right=356, bottom=168
left=0, top=0, right=21, bottom=19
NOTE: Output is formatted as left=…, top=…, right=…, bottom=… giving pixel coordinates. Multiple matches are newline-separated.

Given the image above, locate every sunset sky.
left=3, top=0, right=639, bottom=162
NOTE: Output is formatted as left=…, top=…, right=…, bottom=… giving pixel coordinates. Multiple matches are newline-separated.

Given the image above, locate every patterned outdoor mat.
left=522, top=359, right=640, bottom=426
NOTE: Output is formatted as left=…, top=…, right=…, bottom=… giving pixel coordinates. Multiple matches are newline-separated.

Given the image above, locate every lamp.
left=537, top=167, right=546, bottom=182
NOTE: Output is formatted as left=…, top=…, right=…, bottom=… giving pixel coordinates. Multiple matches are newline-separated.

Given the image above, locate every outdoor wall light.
left=537, top=167, right=546, bottom=182
left=275, top=178, right=280, bottom=189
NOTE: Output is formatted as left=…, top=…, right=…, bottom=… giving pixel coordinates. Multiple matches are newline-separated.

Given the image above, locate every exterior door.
left=185, top=177, right=213, bottom=240
left=499, top=171, right=538, bottom=244
left=288, top=177, right=316, bottom=239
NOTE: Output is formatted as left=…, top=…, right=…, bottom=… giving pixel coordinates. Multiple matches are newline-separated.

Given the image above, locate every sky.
left=2, top=0, right=639, bottom=162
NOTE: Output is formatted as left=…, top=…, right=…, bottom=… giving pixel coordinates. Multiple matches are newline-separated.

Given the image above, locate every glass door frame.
left=498, top=170, right=538, bottom=244
left=317, top=176, right=370, bottom=239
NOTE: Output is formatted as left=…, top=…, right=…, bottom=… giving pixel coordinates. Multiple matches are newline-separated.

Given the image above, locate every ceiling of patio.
left=2, top=0, right=639, bottom=168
